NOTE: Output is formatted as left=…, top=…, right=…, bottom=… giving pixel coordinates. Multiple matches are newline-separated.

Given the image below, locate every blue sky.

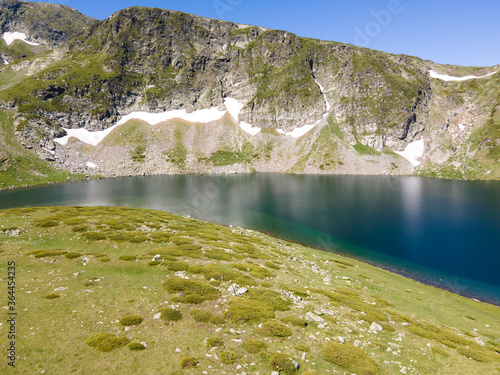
left=37, top=0, right=499, bottom=67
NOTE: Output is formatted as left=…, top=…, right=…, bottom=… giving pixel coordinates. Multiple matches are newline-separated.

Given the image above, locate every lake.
left=1, top=174, right=499, bottom=304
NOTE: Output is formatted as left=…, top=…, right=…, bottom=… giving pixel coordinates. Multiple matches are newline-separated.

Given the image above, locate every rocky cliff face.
left=0, top=0, right=97, bottom=64
left=0, top=4, right=498, bottom=184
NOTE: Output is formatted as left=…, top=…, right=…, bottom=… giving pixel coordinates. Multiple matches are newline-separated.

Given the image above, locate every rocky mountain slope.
left=0, top=4, right=498, bottom=188
left=0, top=0, right=97, bottom=64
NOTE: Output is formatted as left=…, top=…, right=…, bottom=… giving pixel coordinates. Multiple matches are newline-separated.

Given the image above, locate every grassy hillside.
left=1, top=206, right=499, bottom=374
left=0, top=110, right=85, bottom=189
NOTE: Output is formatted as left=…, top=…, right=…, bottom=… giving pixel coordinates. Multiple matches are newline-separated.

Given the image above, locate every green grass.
left=1, top=205, right=500, bottom=374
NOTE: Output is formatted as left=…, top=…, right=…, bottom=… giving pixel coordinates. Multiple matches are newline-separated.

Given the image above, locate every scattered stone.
left=354, top=340, right=362, bottom=347
left=289, top=358, right=300, bottom=371
left=235, top=287, right=248, bottom=296
left=337, top=336, right=345, bottom=344
left=306, top=312, right=325, bottom=323
left=370, top=322, right=383, bottom=333
left=152, top=254, right=162, bottom=261
left=175, top=348, right=182, bottom=352
left=153, top=313, right=161, bottom=320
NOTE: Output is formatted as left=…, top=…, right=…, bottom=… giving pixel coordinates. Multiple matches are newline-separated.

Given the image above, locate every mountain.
left=0, top=0, right=97, bottom=63
left=0, top=4, right=498, bottom=188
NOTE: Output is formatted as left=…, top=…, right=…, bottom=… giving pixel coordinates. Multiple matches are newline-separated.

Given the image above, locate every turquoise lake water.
left=1, top=174, right=499, bottom=304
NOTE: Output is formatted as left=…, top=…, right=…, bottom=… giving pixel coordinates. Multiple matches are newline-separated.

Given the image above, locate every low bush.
left=248, top=288, right=291, bottom=311
left=85, top=333, right=129, bottom=352
left=44, top=293, right=60, bottom=299
left=190, top=309, right=213, bottom=323
left=282, top=316, right=307, bottom=327
left=220, top=350, right=239, bottom=365
left=99, top=257, right=111, bottom=262
left=264, top=261, right=280, bottom=270
left=119, top=315, right=143, bottom=326
left=200, top=264, right=257, bottom=286
left=148, top=260, right=161, bottom=266
left=128, top=342, right=146, bottom=351
left=431, top=345, right=450, bottom=356
left=118, top=255, right=137, bottom=261
left=294, top=343, right=310, bottom=352
left=34, top=218, right=59, bottom=227
left=207, top=337, right=224, bottom=348
left=163, top=277, right=220, bottom=304
left=83, top=232, right=107, bottom=241
left=456, top=347, right=500, bottom=362
left=242, top=339, right=268, bottom=354
left=257, top=320, right=292, bottom=338
left=64, top=252, right=83, bottom=259
left=301, top=371, right=319, bottom=375
left=159, top=308, right=182, bottom=322
left=224, top=298, right=275, bottom=323
left=180, top=356, right=198, bottom=368
left=322, top=342, right=378, bottom=375
left=269, top=353, right=297, bottom=375
left=164, top=261, right=189, bottom=272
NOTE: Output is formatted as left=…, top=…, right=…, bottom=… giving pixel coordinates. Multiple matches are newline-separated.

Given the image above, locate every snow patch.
left=224, top=98, right=261, bottom=136
left=395, top=138, right=424, bottom=167
left=239, top=121, right=262, bottom=136
left=314, top=78, right=331, bottom=111
left=86, top=162, right=97, bottom=169
left=286, top=125, right=317, bottom=138
left=55, top=107, right=227, bottom=146
left=429, top=70, right=497, bottom=82
left=3, top=32, right=40, bottom=46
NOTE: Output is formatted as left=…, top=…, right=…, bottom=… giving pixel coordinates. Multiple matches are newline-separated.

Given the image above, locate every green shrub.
left=99, top=257, right=111, bottom=262
left=163, top=277, right=220, bottom=304
left=32, top=250, right=67, bottom=258
left=269, top=353, right=297, bottom=375
left=233, top=263, right=275, bottom=278
left=322, top=343, right=378, bottom=375
left=207, top=337, right=224, bottom=348
left=264, top=261, right=280, bottom=270
left=118, top=255, right=137, bottom=261
left=295, top=343, right=310, bottom=352
left=258, top=320, right=292, bottom=338
left=301, top=371, right=319, bottom=375
left=431, top=345, right=450, bottom=356
left=159, top=308, right=182, bottom=322
left=456, top=347, right=500, bottom=362
left=248, top=288, right=291, bottom=311
left=164, top=261, right=189, bottom=271
left=242, top=339, right=268, bottom=354
left=64, top=252, right=83, bottom=259
left=148, top=260, right=161, bottom=266
left=220, top=350, right=239, bottom=365
left=35, top=218, right=59, bottom=227
left=85, top=333, right=129, bottom=352
left=128, top=342, right=146, bottom=351
left=44, top=293, right=60, bottom=299
left=204, top=249, right=234, bottom=261
left=224, top=298, right=275, bottom=323
left=119, top=315, right=143, bottom=326
left=83, top=232, right=107, bottom=241
left=200, top=264, right=257, bottom=286
left=180, top=356, right=198, bottom=368
left=190, top=309, right=213, bottom=323
left=282, top=316, right=307, bottom=327
left=407, top=321, right=476, bottom=348
left=210, top=314, right=226, bottom=325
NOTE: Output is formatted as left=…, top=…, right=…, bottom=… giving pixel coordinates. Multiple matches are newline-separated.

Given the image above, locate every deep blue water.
left=1, top=174, right=499, bottom=303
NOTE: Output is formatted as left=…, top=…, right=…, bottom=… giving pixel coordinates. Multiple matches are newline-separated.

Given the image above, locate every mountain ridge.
left=0, top=3, right=498, bottom=187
